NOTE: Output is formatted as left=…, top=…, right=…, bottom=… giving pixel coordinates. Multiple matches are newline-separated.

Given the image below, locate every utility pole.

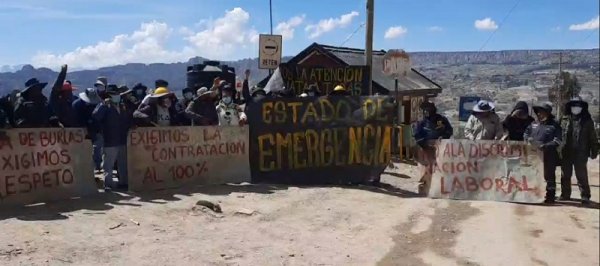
left=557, top=52, right=563, bottom=117
left=365, top=0, right=374, bottom=95
left=268, top=0, right=274, bottom=76
left=269, top=0, right=273, bottom=35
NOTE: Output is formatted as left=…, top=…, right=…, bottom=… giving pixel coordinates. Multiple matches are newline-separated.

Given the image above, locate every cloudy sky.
left=0, top=0, right=598, bottom=69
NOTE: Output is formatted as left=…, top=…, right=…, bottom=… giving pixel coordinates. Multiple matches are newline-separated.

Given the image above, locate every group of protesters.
left=0, top=66, right=357, bottom=191
left=0, top=64, right=597, bottom=204
left=414, top=98, right=598, bottom=205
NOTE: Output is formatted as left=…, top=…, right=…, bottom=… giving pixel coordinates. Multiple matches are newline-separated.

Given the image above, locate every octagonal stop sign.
left=382, top=49, right=411, bottom=78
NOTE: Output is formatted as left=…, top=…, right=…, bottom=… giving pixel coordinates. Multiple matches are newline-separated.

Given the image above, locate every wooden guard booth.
left=260, top=43, right=443, bottom=159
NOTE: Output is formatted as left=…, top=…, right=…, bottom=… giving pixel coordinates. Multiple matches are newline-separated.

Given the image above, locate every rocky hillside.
left=1, top=49, right=597, bottom=96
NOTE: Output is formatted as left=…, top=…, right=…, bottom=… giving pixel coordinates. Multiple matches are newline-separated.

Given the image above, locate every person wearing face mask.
left=413, top=101, right=453, bottom=195
left=73, top=87, right=103, bottom=172
left=133, top=87, right=180, bottom=127
left=464, top=100, right=503, bottom=140
left=176, top=87, right=195, bottom=126
left=94, top=77, right=108, bottom=100
left=119, top=86, right=142, bottom=118
left=524, top=103, right=562, bottom=204
left=559, top=97, right=598, bottom=205
left=14, top=77, right=60, bottom=128
left=216, top=85, right=247, bottom=126
left=185, top=87, right=219, bottom=126
left=502, top=101, right=535, bottom=141
left=92, top=86, right=132, bottom=191
left=131, top=83, right=147, bottom=105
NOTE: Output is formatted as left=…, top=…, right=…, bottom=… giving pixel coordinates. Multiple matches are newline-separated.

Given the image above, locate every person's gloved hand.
left=238, top=117, right=247, bottom=126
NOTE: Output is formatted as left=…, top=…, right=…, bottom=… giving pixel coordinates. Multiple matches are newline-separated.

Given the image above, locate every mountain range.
left=1, top=48, right=598, bottom=96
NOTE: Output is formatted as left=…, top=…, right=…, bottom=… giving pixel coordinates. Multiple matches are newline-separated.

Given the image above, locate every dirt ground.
left=1, top=159, right=598, bottom=266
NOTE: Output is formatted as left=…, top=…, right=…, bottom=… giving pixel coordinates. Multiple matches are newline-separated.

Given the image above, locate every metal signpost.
left=258, top=34, right=282, bottom=70
left=383, top=49, right=411, bottom=124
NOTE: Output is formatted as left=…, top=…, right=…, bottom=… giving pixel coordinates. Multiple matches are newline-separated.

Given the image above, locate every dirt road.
left=1, top=160, right=598, bottom=265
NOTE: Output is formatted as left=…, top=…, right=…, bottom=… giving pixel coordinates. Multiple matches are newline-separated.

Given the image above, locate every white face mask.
left=571, top=106, right=582, bottom=115
left=222, top=96, right=232, bottom=104
left=110, top=95, right=121, bottom=104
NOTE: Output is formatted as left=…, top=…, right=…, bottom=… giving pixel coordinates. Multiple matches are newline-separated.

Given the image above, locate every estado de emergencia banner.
left=127, top=126, right=251, bottom=191
left=427, top=139, right=545, bottom=203
left=0, top=128, right=97, bottom=206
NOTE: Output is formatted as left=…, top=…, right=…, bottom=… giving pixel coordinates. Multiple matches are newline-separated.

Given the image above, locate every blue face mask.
left=222, top=96, right=232, bottom=104
left=111, top=95, right=121, bottom=104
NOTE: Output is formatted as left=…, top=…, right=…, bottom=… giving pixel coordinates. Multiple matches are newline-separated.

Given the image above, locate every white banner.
left=0, top=128, right=97, bottom=206
left=127, top=126, right=251, bottom=191
left=427, top=139, right=545, bottom=203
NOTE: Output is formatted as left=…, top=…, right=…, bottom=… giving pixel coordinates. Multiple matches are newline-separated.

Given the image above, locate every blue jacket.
left=413, top=114, right=453, bottom=147
left=92, top=103, right=132, bottom=147
left=524, top=118, right=562, bottom=164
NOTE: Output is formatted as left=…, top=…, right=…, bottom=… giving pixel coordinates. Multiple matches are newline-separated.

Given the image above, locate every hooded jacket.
left=560, top=101, right=599, bottom=160
left=502, top=101, right=535, bottom=141
left=413, top=106, right=453, bottom=147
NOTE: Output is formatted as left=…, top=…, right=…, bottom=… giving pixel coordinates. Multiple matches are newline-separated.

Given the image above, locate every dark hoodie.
left=561, top=100, right=598, bottom=159
left=413, top=103, right=453, bottom=147
left=502, top=101, right=534, bottom=141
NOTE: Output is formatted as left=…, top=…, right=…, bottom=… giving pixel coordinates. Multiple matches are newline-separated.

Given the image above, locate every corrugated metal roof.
left=320, top=44, right=442, bottom=92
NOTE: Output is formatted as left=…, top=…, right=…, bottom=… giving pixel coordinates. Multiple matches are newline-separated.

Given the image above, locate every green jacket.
left=560, top=114, right=599, bottom=160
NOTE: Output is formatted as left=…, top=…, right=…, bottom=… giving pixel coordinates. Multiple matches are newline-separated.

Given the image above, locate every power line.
left=477, top=0, right=521, bottom=52
left=340, top=22, right=365, bottom=47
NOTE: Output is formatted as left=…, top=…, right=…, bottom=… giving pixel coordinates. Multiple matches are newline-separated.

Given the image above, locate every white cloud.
left=569, top=16, right=599, bottom=31
left=305, top=11, right=359, bottom=39
left=384, top=26, right=408, bottom=39
left=32, top=21, right=182, bottom=69
left=275, top=14, right=305, bottom=40
left=428, top=26, right=443, bottom=32
left=31, top=7, right=259, bottom=69
left=185, top=7, right=258, bottom=57
left=474, top=17, right=498, bottom=31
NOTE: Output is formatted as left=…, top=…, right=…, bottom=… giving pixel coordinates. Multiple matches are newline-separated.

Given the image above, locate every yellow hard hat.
left=151, top=87, right=171, bottom=98
left=154, top=87, right=169, bottom=94
left=333, top=85, right=345, bottom=92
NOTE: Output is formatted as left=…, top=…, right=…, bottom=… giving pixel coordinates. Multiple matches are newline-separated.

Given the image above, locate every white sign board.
left=127, top=126, right=251, bottom=191
left=0, top=128, right=97, bottom=206
left=426, top=140, right=545, bottom=203
left=259, top=34, right=282, bottom=69
left=383, top=49, right=411, bottom=78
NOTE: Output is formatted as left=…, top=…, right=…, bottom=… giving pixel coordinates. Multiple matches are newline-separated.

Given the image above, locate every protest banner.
left=278, top=63, right=370, bottom=96
left=0, top=128, right=97, bottom=206
left=427, top=139, right=545, bottom=203
left=127, top=126, right=250, bottom=191
left=247, top=96, right=395, bottom=184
